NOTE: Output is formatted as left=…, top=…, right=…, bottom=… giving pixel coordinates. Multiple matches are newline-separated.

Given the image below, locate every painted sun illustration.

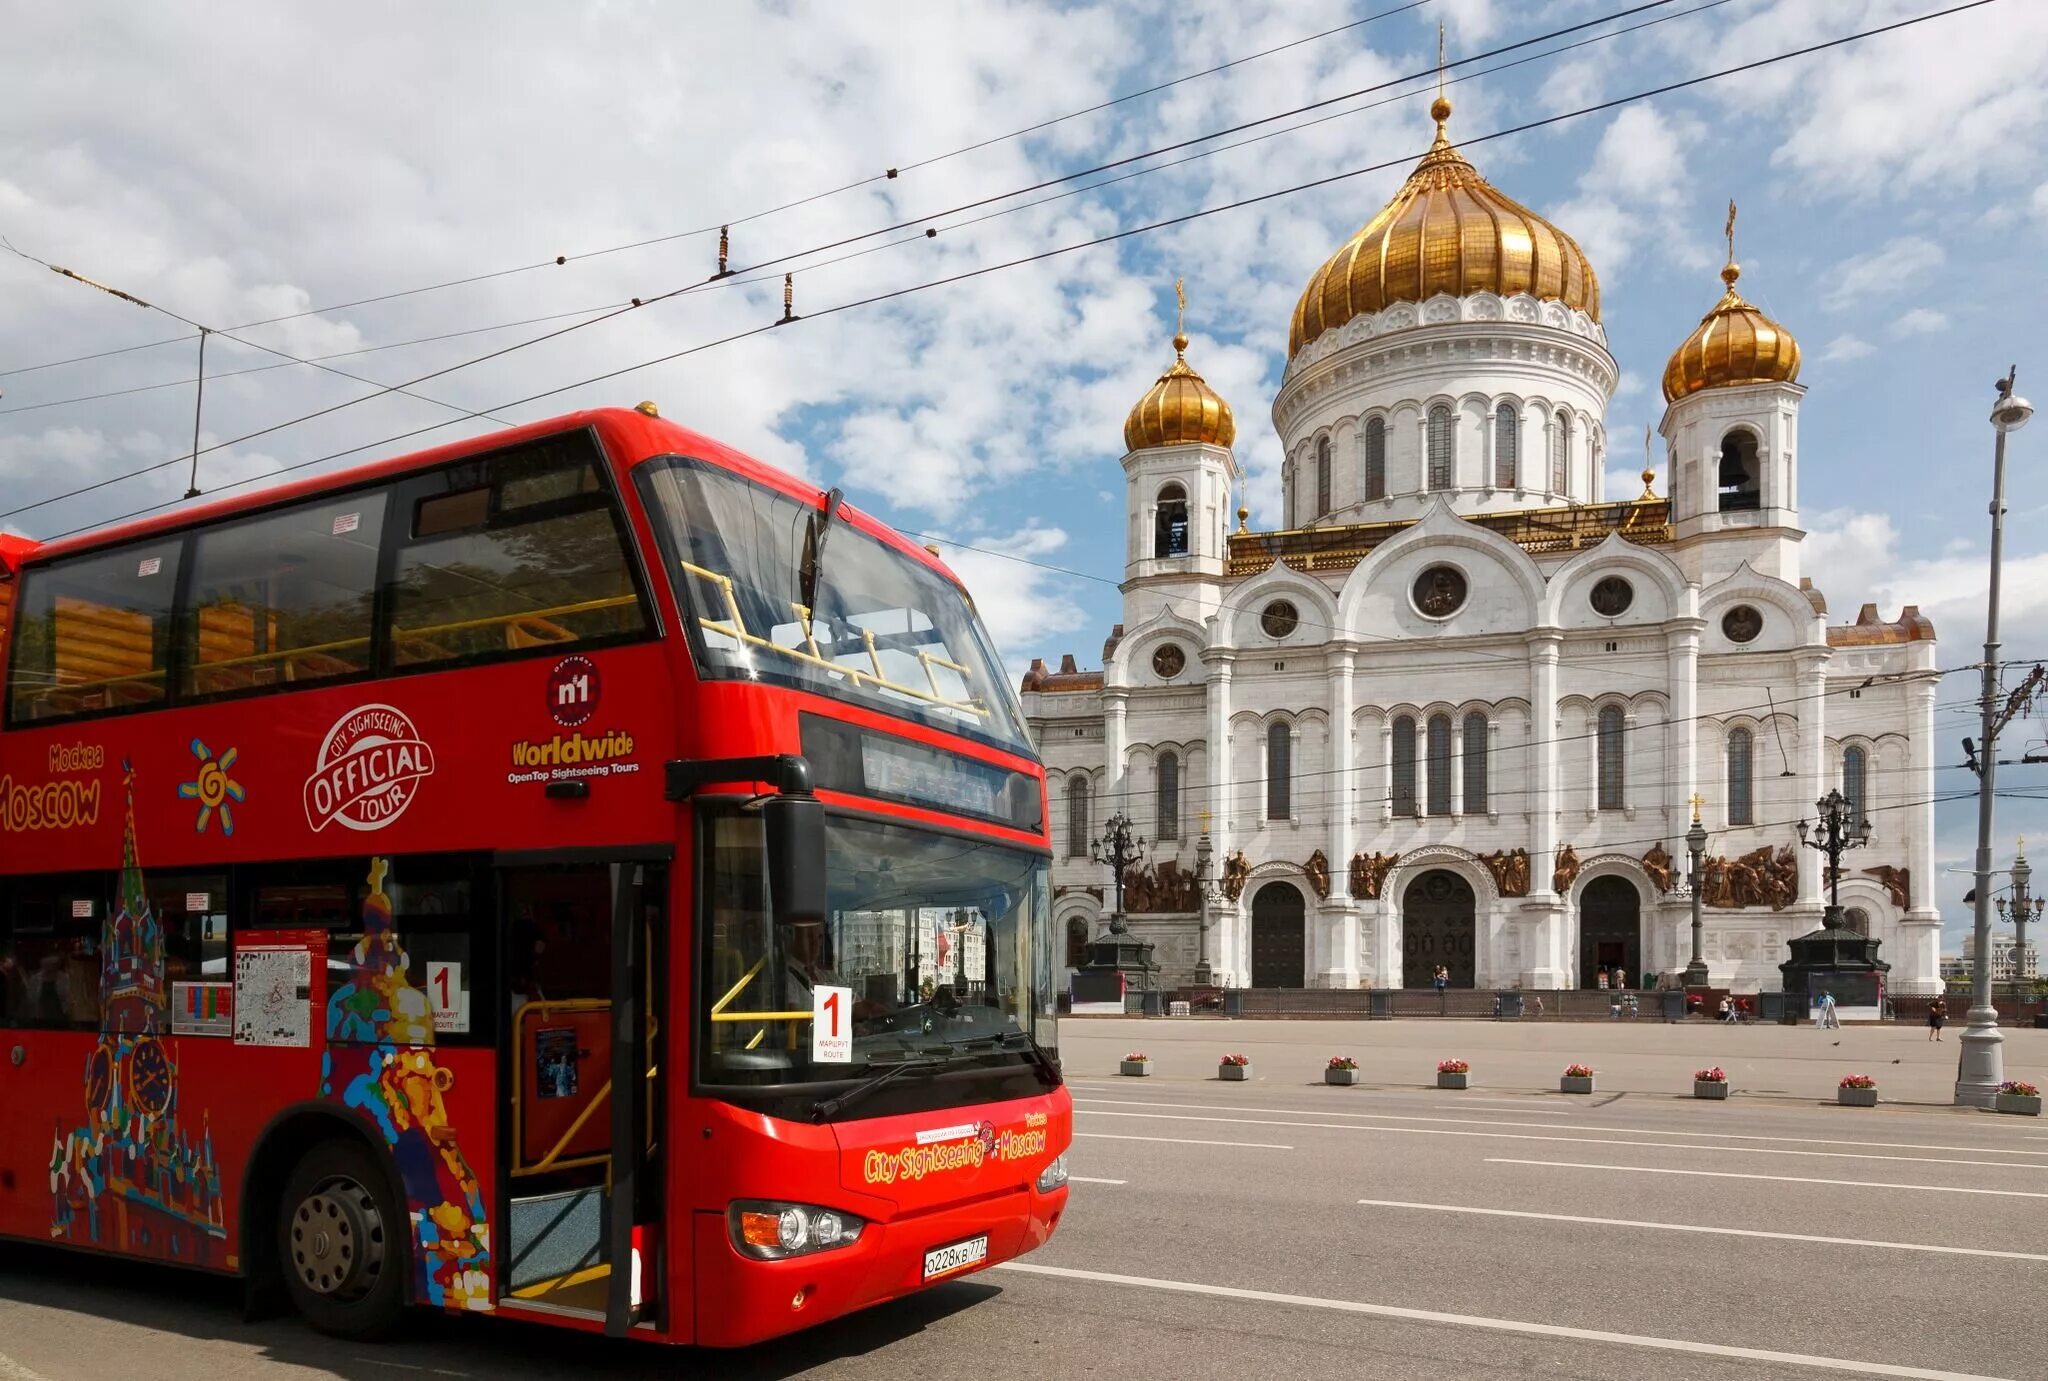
left=177, top=738, right=245, bottom=836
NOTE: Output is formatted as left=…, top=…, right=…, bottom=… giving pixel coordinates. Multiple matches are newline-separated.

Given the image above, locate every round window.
left=1152, top=644, right=1186, bottom=679
left=1721, top=605, right=1764, bottom=643
left=1260, top=601, right=1299, bottom=639
left=1589, top=575, right=1634, bottom=617
left=1411, top=565, right=1469, bottom=618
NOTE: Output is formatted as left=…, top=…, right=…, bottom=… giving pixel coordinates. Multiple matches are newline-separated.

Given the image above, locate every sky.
left=4, top=0, right=2048, bottom=952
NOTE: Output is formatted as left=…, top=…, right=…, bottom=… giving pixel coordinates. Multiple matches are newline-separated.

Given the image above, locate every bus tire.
left=276, top=1139, right=407, bottom=1340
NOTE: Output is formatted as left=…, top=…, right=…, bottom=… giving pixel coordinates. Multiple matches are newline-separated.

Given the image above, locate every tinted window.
left=8, top=538, right=183, bottom=724
left=181, top=491, right=386, bottom=699
left=0, top=873, right=110, bottom=1029
left=385, top=437, right=647, bottom=670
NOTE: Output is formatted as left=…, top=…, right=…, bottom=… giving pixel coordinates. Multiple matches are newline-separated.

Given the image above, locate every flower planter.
left=1560, top=1075, right=1595, bottom=1095
left=1437, top=1072, right=1469, bottom=1090
left=1219, top=1064, right=1251, bottom=1081
left=1325, top=1067, right=1361, bottom=1086
left=1119, top=1060, right=1150, bottom=1077
left=1694, top=1080, right=1730, bottom=1100
left=1838, top=1086, right=1878, bottom=1107
left=1995, top=1093, right=2042, bottom=1117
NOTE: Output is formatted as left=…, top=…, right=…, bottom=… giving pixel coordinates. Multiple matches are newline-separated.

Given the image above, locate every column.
left=1901, top=668, right=1943, bottom=994
left=1414, top=719, right=1428, bottom=814
left=1323, top=646, right=1359, bottom=986
left=1379, top=718, right=1394, bottom=823
left=1449, top=716, right=1465, bottom=818
left=1522, top=633, right=1567, bottom=988
left=1667, top=622, right=1701, bottom=833
left=1795, top=653, right=1828, bottom=906
left=1104, top=690, right=1129, bottom=810
left=1204, top=651, right=1239, bottom=986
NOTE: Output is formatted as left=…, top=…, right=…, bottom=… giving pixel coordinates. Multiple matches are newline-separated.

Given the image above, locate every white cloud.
left=1546, top=105, right=1705, bottom=283
left=925, top=524, right=1090, bottom=679
left=1821, top=235, right=1944, bottom=311
left=1817, top=334, right=1875, bottom=364
left=1804, top=509, right=2048, bottom=663
left=1890, top=308, right=1948, bottom=339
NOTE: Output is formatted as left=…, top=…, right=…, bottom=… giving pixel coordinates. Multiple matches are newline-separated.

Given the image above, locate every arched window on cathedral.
left=1315, top=436, right=1332, bottom=517
left=1156, top=751, right=1180, bottom=840
left=1551, top=409, right=1571, bottom=494
left=1426, top=714, right=1453, bottom=815
left=1391, top=714, right=1418, bottom=817
left=1719, top=429, right=1761, bottom=512
left=1364, top=416, right=1387, bottom=500
left=1494, top=404, right=1519, bottom=489
left=1597, top=704, right=1626, bottom=811
left=1266, top=721, right=1293, bottom=820
left=1727, top=728, right=1754, bottom=825
left=1154, top=482, right=1189, bottom=557
left=1843, top=745, right=1868, bottom=829
left=1463, top=711, right=1489, bottom=814
left=1427, top=405, right=1453, bottom=490
left=1067, top=775, right=1090, bottom=857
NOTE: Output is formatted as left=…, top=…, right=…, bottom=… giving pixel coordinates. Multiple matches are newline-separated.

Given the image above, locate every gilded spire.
left=1432, top=23, right=1452, bottom=133
left=1722, top=198, right=1741, bottom=290
left=1124, top=280, right=1235, bottom=451
left=1639, top=423, right=1657, bottom=500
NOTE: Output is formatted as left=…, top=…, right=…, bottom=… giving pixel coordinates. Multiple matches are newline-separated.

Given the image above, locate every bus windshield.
left=701, top=812, right=1056, bottom=1087
left=637, top=456, right=1031, bottom=754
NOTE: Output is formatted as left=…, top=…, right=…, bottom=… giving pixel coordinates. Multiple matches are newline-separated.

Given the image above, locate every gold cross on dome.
left=1436, top=23, right=1446, bottom=100
left=1688, top=792, right=1706, bottom=823
left=1724, top=199, right=1738, bottom=268
left=1174, top=277, right=1186, bottom=337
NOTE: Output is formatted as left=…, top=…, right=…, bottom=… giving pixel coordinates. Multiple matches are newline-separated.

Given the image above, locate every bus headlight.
left=729, top=1200, right=865, bottom=1260
left=1035, top=1153, right=1069, bottom=1193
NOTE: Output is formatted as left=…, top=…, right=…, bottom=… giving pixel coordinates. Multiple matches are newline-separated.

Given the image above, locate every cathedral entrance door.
left=1578, top=875, right=1642, bottom=989
left=1248, top=884, right=1306, bottom=989
left=1401, top=870, right=1476, bottom=988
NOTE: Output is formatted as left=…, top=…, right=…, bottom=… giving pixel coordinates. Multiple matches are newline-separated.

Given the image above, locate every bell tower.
left=1659, top=202, right=1805, bottom=584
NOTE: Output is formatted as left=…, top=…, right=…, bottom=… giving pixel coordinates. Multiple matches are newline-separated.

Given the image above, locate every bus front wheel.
left=277, top=1139, right=406, bottom=1340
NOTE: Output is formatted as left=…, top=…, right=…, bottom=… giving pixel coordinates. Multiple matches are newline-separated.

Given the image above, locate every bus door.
left=499, top=856, right=666, bottom=1334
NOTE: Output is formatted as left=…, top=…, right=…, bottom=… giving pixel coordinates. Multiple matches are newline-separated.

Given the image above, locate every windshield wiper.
left=957, top=1031, right=1062, bottom=1087
left=797, top=486, right=845, bottom=618
left=809, top=1054, right=946, bottom=1123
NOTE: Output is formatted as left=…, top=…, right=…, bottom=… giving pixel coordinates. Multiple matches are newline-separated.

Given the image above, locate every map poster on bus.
left=232, top=929, right=324, bottom=1048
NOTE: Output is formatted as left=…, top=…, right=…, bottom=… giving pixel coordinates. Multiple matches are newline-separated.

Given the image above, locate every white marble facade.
left=1023, top=254, right=1940, bottom=1000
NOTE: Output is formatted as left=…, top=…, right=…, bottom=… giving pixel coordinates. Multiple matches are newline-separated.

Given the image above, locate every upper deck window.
left=180, top=491, right=387, bottom=699
left=384, top=436, right=648, bottom=669
left=637, top=457, right=1032, bottom=755
left=8, top=538, right=183, bottom=724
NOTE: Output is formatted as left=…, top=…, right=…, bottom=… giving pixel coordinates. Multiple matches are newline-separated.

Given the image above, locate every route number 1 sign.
left=812, top=984, right=852, bottom=1063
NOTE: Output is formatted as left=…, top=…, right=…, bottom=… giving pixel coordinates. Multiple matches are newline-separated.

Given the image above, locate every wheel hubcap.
left=290, top=1175, right=387, bottom=1301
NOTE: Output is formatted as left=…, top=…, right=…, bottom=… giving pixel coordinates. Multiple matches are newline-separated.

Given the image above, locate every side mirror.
left=764, top=792, right=826, bottom=927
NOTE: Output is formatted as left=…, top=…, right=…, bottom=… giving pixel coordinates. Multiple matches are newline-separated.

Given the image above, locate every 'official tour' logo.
left=547, top=655, right=601, bottom=728
left=303, top=704, right=435, bottom=833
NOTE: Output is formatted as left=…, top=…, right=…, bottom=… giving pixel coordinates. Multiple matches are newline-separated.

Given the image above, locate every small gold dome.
left=1289, top=98, right=1601, bottom=359
left=1661, top=260, right=1802, bottom=403
left=1124, top=330, right=1236, bottom=452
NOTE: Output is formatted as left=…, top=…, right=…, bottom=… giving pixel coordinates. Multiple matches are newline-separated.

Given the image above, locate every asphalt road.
left=2, top=1018, right=2043, bottom=1380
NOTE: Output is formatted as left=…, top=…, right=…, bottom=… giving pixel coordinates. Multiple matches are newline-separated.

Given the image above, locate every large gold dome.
left=1124, top=331, right=1236, bottom=451
left=1662, top=260, right=1801, bottom=403
left=1289, top=98, right=1601, bottom=359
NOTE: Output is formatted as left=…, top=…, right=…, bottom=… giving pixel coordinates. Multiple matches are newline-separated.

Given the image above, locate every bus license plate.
left=922, top=1235, right=989, bottom=1280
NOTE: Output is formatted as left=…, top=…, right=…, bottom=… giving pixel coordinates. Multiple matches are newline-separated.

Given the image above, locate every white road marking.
left=1069, top=1176, right=1127, bottom=1184
left=1487, top=1158, right=2048, bottom=1198
left=1074, top=1132, right=1293, bottom=1150
left=1354, top=1198, right=2048, bottom=1262
left=1432, top=1102, right=1571, bottom=1115
left=993, top=1261, right=2009, bottom=1380
left=1075, top=1108, right=2037, bottom=1170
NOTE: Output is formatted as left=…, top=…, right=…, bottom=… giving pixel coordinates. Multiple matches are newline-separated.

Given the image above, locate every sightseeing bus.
left=0, top=405, right=1068, bottom=1347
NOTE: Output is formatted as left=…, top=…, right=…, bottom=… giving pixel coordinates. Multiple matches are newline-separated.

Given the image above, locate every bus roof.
left=25, top=406, right=963, bottom=588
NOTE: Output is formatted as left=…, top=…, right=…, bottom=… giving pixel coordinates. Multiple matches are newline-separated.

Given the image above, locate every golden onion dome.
left=1289, top=97, right=1601, bottom=359
left=1124, top=329, right=1236, bottom=452
left=1661, top=258, right=1801, bottom=403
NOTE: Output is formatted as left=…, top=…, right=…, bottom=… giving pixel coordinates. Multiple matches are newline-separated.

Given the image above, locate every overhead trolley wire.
left=16, top=0, right=1998, bottom=546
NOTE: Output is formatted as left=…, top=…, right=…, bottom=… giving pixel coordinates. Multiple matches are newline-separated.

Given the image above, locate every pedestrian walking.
left=1432, top=964, right=1448, bottom=1013
left=1596, top=966, right=1609, bottom=990
left=1718, top=995, right=1736, bottom=1023
left=1613, top=965, right=1628, bottom=990
left=1927, top=995, right=1947, bottom=1041
left=1818, top=991, right=1839, bottom=1030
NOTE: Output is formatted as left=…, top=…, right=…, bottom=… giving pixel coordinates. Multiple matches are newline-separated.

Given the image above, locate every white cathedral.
left=1022, top=96, right=1941, bottom=996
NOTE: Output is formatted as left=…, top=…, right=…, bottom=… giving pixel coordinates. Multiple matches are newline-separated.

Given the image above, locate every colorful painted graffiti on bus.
left=321, top=858, right=492, bottom=1311
left=48, top=762, right=227, bottom=1265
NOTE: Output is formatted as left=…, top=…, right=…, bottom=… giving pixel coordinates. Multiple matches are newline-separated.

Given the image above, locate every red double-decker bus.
left=0, top=406, right=1068, bottom=1346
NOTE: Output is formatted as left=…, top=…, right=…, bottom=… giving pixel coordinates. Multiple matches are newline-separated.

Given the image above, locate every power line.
left=18, top=0, right=1995, bottom=544
left=0, top=0, right=1435, bottom=381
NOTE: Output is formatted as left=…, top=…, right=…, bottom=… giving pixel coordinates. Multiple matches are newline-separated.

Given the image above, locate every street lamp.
left=1960, top=367, right=2033, bottom=1107
left=1683, top=794, right=1710, bottom=988
left=1797, top=788, right=1873, bottom=931
left=1995, top=839, right=2042, bottom=985
left=1089, top=811, right=1146, bottom=936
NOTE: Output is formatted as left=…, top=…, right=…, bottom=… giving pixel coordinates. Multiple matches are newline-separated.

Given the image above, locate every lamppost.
left=1797, top=788, right=1872, bottom=930
left=1996, top=840, right=2041, bottom=986
left=1683, top=793, right=1710, bottom=989
left=1089, top=811, right=1146, bottom=936
left=1960, top=368, right=2034, bottom=1108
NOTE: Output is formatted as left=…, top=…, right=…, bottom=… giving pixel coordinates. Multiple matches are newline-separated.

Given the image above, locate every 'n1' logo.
left=546, top=656, right=601, bottom=728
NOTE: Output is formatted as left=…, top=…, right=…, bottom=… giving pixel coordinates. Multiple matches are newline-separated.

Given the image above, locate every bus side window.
left=381, top=437, right=648, bottom=671
left=179, top=490, right=389, bottom=700
left=6, top=539, right=183, bottom=726
left=0, top=874, right=111, bottom=1030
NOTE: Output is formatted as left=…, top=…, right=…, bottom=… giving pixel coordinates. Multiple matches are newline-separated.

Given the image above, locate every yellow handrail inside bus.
left=676, top=559, right=989, bottom=720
